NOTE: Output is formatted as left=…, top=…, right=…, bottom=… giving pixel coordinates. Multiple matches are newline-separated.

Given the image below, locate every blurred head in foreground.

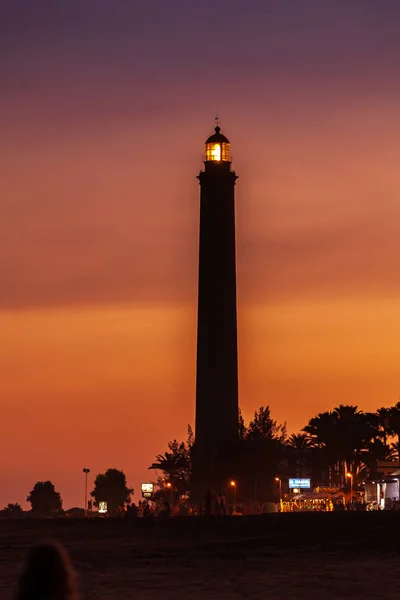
left=15, top=541, right=78, bottom=600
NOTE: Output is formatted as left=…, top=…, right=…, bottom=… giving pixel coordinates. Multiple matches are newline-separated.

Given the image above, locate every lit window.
left=221, top=143, right=230, bottom=161
left=211, top=143, right=221, bottom=161
left=205, top=141, right=230, bottom=162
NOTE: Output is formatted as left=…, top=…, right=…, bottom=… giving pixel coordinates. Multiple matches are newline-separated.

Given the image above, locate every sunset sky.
left=2, top=0, right=400, bottom=509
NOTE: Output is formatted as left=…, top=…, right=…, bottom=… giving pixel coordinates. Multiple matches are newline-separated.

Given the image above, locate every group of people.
left=215, top=493, right=227, bottom=515
left=125, top=500, right=171, bottom=519
left=204, top=491, right=228, bottom=516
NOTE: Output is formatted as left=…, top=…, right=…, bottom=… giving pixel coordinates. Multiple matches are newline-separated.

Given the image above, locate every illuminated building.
left=192, top=124, right=239, bottom=502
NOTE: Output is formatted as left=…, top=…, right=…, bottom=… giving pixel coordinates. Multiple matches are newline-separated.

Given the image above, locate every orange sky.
left=2, top=0, right=400, bottom=508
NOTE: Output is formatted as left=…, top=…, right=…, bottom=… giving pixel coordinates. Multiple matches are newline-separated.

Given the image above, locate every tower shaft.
left=195, top=163, right=239, bottom=449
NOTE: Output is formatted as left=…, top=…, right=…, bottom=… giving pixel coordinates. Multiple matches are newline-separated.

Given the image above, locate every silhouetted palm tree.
left=286, top=433, right=314, bottom=450
left=389, top=402, right=400, bottom=466
left=149, top=426, right=193, bottom=496
left=375, top=407, right=393, bottom=446
left=361, top=438, right=397, bottom=471
left=303, top=405, right=375, bottom=485
left=286, top=433, right=314, bottom=479
left=391, top=441, right=399, bottom=464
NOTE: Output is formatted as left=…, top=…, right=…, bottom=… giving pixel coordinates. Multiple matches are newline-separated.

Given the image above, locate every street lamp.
left=275, top=477, right=282, bottom=510
left=166, top=482, right=173, bottom=506
left=83, top=468, right=90, bottom=514
left=346, top=472, right=353, bottom=501
left=230, top=480, right=237, bottom=507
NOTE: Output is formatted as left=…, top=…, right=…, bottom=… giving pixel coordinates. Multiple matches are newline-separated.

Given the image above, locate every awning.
left=292, top=492, right=333, bottom=500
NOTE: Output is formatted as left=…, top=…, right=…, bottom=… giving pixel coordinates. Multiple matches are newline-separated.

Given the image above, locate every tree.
left=237, top=406, right=287, bottom=502
left=391, top=441, right=399, bottom=463
left=91, top=469, right=133, bottom=515
left=238, top=409, right=247, bottom=440
left=361, top=438, right=397, bottom=471
left=374, top=407, right=393, bottom=446
left=285, top=434, right=315, bottom=479
left=2, top=503, right=23, bottom=514
left=246, top=406, right=287, bottom=443
left=150, top=410, right=289, bottom=504
left=389, top=402, right=400, bottom=466
left=149, top=425, right=193, bottom=497
left=286, top=433, right=313, bottom=451
left=26, top=481, right=62, bottom=515
left=303, top=405, right=377, bottom=486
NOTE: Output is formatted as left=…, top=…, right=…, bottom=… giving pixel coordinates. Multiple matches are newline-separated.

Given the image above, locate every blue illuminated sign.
left=289, top=478, right=311, bottom=489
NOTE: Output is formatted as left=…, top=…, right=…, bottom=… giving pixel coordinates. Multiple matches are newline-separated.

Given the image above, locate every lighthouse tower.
left=193, top=125, right=239, bottom=499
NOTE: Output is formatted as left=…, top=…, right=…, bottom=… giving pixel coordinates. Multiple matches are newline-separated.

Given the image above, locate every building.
left=364, top=470, right=400, bottom=509
left=192, top=125, right=239, bottom=502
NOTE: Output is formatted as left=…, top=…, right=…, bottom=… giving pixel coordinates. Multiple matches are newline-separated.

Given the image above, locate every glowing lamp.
left=205, top=126, right=231, bottom=162
left=230, top=480, right=236, bottom=487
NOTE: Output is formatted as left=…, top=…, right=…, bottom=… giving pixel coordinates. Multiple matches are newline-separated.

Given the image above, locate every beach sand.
left=1, top=513, right=399, bottom=599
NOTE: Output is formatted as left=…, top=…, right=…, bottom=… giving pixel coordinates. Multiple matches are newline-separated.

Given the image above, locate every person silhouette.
left=15, top=541, right=78, bottom=600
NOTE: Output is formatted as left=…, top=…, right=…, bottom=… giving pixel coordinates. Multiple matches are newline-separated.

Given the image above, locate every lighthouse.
left=193, top=124, right=239, bottom=499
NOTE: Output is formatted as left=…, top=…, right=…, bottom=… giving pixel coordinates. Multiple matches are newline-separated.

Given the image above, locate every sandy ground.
left=1, top=513, right=400, bottom=599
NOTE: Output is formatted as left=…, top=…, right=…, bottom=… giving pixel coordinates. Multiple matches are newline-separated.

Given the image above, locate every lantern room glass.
left=205, top=142, right=230, bottom=162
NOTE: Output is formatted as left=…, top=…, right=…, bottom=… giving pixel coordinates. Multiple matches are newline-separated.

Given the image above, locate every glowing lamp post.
left=275, top=477, right=283, bottom=510
left=346, top=473, right=353, bottom=502
left=83, top=468, right=90, bottom=514
left=230, top=480, right=237, bottom=508
left=291, top=488, right=300, bottom=512
left=166, top=482, right=173, bottom=506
